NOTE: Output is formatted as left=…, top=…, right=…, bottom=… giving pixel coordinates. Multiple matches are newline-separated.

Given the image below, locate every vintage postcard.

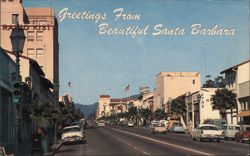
left=0, top=0, right=249, bottom=155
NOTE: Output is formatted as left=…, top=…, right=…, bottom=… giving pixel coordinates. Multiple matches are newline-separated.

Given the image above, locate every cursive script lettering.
left=58, top=8, right=106, bottom=23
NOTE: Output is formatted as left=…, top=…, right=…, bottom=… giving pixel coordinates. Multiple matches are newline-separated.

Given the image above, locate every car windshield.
left=222, top=125, right=227, bottom=130
left=200, top=126, right=218, bottom=130
left=173, top=123, right=182, bottom=126
left=63, top=127, right=81, bottom=133
left=228, top=126, right=240, bottom=130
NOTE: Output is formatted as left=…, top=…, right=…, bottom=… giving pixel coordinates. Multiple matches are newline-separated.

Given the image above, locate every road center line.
left=111, top=128, right=213, bottom=156
left=108, top=130, right=151, bottom=156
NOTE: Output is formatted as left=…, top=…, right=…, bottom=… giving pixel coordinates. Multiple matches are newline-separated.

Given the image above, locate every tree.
left=128, top=106, right=137, bottom=120
left=211, top=88, right=237, bottom=122
left=214, top=76, right=225, bottom=88
left=170, top=96, right=186, bottom=116
left=203, top=79, right=215, bottom=88
left=202, top=75, right=225, bottom=88
left=154, top=108, right=166, bottom=120
left=140, top=108, right=151, bottom=120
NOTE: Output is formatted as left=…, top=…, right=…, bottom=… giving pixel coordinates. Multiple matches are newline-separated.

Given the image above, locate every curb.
left=43, top=142, right=62, bottom=156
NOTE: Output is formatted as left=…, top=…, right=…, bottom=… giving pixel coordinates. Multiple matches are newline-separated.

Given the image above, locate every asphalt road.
left=55, top=125, right=250, bottom=156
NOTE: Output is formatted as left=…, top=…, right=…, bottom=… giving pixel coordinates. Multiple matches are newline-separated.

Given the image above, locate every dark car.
left=235, top=125, right=250, bottom=143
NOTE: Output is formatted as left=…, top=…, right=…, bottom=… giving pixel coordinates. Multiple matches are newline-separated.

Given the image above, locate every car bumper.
left=173, top=130, right=185, bottom=133
left=63, top=137, right=84, bottom=143
left=242, top=138, right=250, bottom=141
left=201, top=134, right=222, bottom=141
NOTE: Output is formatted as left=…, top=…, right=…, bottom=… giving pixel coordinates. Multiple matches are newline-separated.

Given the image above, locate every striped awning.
left=237, top=111, right=250, bottom=117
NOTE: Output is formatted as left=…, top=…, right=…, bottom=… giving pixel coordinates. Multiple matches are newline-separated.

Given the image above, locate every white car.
left=98, top=121, right=105, bottom=127
left=127, top=121, right=134, bottom=127
left=61, top=126, right=86, bottom=144
left=222, top=124, right=240, bottom=140
left=191, top=124, right=223, bottom=142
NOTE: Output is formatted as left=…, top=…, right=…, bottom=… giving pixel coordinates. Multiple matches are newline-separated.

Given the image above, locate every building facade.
left=221, top=60, right=250, bottom=125
left=0, top=47, right=16, bottom=150
left=186, top=88, right=220, bottom=129
left=97, top=95, right=130, bottom=118
left=154, top=72, right=201, bottom=112
left=0, top=0, right=59, bottom=107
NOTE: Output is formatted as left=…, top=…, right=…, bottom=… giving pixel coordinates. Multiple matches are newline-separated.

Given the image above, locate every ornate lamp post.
left=10, top=24, right=26, bottom=155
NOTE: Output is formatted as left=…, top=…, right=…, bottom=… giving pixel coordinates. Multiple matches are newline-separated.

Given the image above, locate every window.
left=27, top=31, right=34, bottom=42
left=36, top=48, right=44, bottom=58
left=39, top=20, right=47, bottom=25
left=206, top=99, right=209, bottom=102
left=36, top=48, right=44, bottom=65
left=193, top=80, right=195, bottom=84
left=36, top=31, right=43, bottom=41
left=27, top=48, right=35, bottom=58
left=12, top=14, right=19, bottom=24
left=9, top=0, right=13, bottom=1
left=33, top=20, right=39, bottom=25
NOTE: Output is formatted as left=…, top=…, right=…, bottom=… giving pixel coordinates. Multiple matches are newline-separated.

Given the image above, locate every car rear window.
left=63, top=127, right=81, bottom=133
left=200, top=126, right=217, bottom=130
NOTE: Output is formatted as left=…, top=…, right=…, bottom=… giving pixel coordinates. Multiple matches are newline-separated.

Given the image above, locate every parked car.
left=169, top=123, right=185, bottom=134
left=151, top=120, right=159, bottom=126
left=127, top=121, right=134, bottom=127
left=97, top=120, right=105, bottom=127
left=61, top=126, right=86, bottom=145
left=151, top=123, right=167, bottom=134
left=191, top=124, right=224, bottom=142
left=167, top=120, right=180, bottom=132
left=235, top=125, right=250, bottom=143
left=222, top=124, right=240, bottom=140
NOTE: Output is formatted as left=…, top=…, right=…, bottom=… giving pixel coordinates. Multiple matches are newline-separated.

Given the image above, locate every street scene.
left=55, top=125, right=250, bottom=156
left=0, top=0, right=249, bottom=156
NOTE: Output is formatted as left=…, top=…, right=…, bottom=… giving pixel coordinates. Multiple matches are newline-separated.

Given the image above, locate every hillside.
left=74, top=102, right=98, bottom=118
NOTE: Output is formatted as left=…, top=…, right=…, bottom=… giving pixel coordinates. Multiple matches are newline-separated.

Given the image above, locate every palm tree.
left=211, top=88, right=237, bottom=123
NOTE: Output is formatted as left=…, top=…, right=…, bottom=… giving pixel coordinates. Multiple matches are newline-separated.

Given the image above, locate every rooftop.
left=220, top=60, right=250, bottom=74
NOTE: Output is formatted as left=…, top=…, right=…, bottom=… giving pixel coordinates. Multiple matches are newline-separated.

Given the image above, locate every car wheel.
left=197, top=136, right=202, bottom=142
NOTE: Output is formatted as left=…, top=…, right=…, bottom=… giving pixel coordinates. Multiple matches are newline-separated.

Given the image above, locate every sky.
left=23, top=0, right=249, bottom=104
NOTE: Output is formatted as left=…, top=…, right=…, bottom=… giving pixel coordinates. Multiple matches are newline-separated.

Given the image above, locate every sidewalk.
left=4, top=140, right=62, bottom=156
left=43, top=140, right=62, bottom=156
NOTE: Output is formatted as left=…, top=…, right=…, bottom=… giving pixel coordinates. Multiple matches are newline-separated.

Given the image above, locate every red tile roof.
left=99, top=95, right=110, bottom=98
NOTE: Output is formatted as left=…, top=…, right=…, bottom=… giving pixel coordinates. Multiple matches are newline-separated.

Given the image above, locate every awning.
left=236, top=111, right=250, bottom=117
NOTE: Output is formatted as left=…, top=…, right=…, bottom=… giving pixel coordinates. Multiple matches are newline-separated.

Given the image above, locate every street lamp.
left=10, top=24, right=26, bottom=80
left=10, top=24, right=26, bottom=155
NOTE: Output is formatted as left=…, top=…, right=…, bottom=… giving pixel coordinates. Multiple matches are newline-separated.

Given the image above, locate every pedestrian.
left=84, top=121, right=88, bottom=129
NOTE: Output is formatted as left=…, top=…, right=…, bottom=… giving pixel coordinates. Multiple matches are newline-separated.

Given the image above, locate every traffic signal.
left=13, top=81, right=22, bottom=105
